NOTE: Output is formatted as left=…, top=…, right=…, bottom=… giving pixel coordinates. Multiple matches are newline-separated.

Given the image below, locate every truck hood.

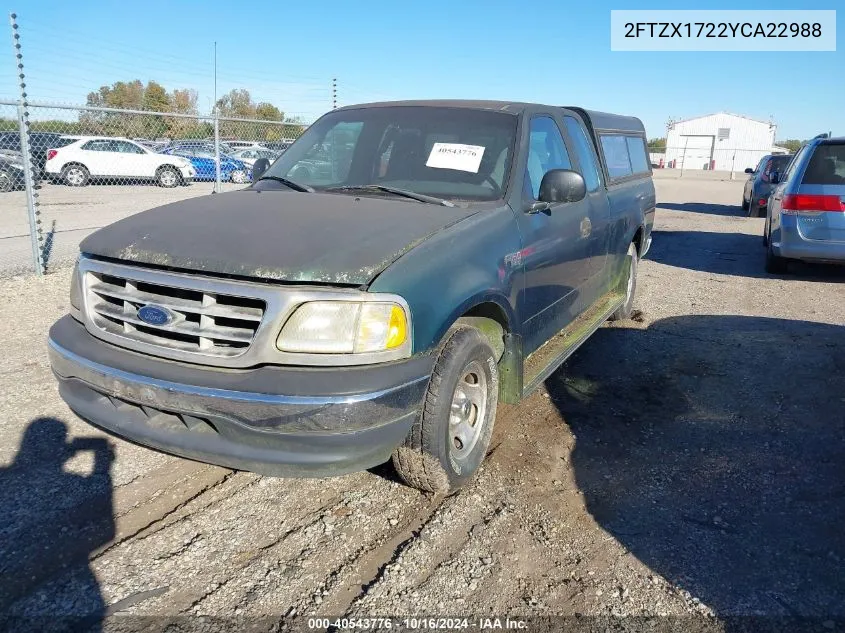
left=79, top=189, right=478, bottom=285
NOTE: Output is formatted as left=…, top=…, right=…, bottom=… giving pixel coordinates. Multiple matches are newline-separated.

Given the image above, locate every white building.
left=664, top=112, right=779, bottom=172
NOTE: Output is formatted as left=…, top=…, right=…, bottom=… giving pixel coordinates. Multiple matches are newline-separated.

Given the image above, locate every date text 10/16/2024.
left=307, top=617, right=528, bottom=630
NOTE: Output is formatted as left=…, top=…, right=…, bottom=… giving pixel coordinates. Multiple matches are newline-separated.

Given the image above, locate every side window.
left=782, top=146, right=806, bottom=181
left=564, top=116, right=601, bottom=192
left=82, top=140, right=110, bottom=152
left=115, top=141, right=144, bottom=154
left=525, top=116, right=571, bottom=200
left=599, top=135, right=633, bottom=179
left=625, top=136, right=650, bottom=174
left=288, top=120, right=363, bottom=185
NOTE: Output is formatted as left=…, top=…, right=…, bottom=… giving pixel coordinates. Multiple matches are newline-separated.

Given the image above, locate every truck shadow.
left=657, top=202, right=745, bottom=217
left=546, top=315, right=845, bottom=617
left=0, top=417, right=115, bottom=631
left=649, top=229, right=845, bottom=281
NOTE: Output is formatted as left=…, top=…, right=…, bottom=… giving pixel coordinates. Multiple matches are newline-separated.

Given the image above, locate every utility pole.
left=332, top=78, right=337, bottom=109
left=213, top=41, right=217, bottom=113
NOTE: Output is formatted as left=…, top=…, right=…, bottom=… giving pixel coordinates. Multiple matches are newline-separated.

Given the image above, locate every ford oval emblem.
left=137, top=305, right=172, bottom=326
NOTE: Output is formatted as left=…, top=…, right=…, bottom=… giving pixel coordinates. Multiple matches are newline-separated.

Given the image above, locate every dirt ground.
left=1, top=177, right=843, bottom=630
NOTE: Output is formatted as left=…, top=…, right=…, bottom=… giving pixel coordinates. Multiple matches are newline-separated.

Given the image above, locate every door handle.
left=580, top=217, right=592, bottom=238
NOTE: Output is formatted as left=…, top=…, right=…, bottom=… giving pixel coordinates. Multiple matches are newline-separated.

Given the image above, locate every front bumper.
left=49, top=316, right=432, bottom=477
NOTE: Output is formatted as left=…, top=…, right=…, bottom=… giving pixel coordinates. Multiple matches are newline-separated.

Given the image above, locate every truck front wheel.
left=392, top=326, right=499, bottom=494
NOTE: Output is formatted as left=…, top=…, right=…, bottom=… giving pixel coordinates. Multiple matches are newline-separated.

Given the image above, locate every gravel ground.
left=0, top=182, right=243, bottom=276
left=0, top=177, right=843, bottom=630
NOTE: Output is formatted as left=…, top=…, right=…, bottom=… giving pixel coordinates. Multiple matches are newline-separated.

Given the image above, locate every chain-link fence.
left=647, top=145, right=791, bottom=174
left=0, top=100, right=312, bottom=276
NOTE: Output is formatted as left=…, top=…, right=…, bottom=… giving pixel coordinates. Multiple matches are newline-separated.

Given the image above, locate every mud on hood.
left=80, top=190, right=478, bottom=285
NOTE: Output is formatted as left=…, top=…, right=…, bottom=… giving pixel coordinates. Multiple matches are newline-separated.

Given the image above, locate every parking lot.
left=1, top=176, right=843, bottom=624
left=0, top=181, right=244, bottom=276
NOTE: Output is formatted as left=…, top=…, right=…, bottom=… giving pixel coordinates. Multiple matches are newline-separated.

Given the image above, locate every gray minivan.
left=764, top=135, right=845, bottom=273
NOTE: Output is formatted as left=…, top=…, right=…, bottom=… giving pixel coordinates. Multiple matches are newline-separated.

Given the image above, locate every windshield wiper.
left=257, top=175, right=314, bottom=193
left=326, top=185, right=454, bottom=207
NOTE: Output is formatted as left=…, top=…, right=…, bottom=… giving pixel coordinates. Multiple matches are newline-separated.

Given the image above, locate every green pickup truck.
left=48, top=100, right=655, bottom=493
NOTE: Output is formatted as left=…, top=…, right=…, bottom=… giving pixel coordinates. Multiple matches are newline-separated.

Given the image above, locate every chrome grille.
left=85, top=270, right=265, bottom=358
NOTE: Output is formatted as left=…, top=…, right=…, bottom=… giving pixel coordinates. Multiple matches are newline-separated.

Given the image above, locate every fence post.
left=213, top=110, right=222, bottom=194
left=9, top=13, right=44, bottom=276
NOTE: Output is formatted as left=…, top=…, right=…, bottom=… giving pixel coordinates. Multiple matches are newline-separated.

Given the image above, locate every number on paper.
left=426, top=143, right=486, bottom=173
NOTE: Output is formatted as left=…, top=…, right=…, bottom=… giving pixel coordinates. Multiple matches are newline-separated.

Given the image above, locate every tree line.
left=80, top=80, right=306, bottom=140
left=0, top=80, right=307, bottom=141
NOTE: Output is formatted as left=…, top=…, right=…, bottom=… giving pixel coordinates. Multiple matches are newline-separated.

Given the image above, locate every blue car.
left=159, top=147, right=251, bottom=184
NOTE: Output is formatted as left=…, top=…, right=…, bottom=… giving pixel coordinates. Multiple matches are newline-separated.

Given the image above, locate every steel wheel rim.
left=0, top=171, right=10, bottom=191
left=232, top=170, right=245, bottom=183
left=67, top=168, right=83, bottom=185
left=161, top=170, right=177, bottom=186
left=449, top=359, right=488, bottom=460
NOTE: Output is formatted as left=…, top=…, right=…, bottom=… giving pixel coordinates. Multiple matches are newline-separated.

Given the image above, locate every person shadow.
left=547, top=315, right=845, bottom=629
left=0, top=417, right=116, bottom=632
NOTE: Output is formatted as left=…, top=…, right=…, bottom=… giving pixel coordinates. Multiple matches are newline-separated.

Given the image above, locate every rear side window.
left=599, top=135, right=632, bottom=179
left=802, top=144, right=845, bottom=185
left=599, top=134, right=650, bottom=181
left=625, top=136, right=650, bottom=174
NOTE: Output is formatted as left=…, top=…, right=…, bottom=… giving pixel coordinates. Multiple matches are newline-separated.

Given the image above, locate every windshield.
left=261, top=106, right=518, bottom=201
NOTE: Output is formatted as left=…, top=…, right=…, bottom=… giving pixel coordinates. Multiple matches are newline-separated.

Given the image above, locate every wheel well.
left=455, top=302, right=510, bottom=361
left=157, top=164, right=178, bottom=172
left=632, top=226, right=644, bottom=255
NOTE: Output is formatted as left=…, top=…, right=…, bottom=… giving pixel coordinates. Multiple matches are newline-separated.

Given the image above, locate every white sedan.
left=231, top=147, right=281, bottom=169
left=45, top=137, right=195, bottom=187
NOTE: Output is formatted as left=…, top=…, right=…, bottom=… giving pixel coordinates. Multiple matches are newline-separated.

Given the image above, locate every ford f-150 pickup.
left=48, top=100, right=655, bottom=493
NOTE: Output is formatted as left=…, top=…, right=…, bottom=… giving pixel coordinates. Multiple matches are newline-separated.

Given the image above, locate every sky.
left=1, top=0, right=843, bottom=140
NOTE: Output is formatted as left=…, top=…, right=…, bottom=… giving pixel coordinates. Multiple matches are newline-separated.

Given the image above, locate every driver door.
left=513, top=114, right=593, bottom=355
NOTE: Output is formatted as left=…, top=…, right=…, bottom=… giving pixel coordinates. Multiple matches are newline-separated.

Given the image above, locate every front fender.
left=368, top=205, right=522, bottom=354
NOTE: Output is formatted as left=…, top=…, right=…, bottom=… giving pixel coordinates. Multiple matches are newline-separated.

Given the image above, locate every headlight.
left=277, top=301, right=409, bottom=355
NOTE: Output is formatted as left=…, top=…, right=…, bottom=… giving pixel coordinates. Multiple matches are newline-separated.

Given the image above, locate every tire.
left=747, top=190, right=759, bottom=217
left=229, top=169, right=247, bottom=184
left=392, top=326, right=499, bottom=494
left=156, top=166, right=180, bottom=188
left=62, top=164, right=89, bottom=187
left=609, top=241, right=638, bottom=321
left=765, top=230, right=788, bottom=274
left=0, top=169, right=12, bottom=192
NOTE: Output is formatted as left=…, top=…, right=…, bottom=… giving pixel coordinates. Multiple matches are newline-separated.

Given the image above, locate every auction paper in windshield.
left=426, top=143, right=486, bottom=173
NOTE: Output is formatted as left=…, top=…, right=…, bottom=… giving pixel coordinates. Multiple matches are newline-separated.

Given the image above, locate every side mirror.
left=744, top=167, right=754, bottom=174
left=252, top=157, right=271, bottom=181
left=538, top=169, right=586, bottom=205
